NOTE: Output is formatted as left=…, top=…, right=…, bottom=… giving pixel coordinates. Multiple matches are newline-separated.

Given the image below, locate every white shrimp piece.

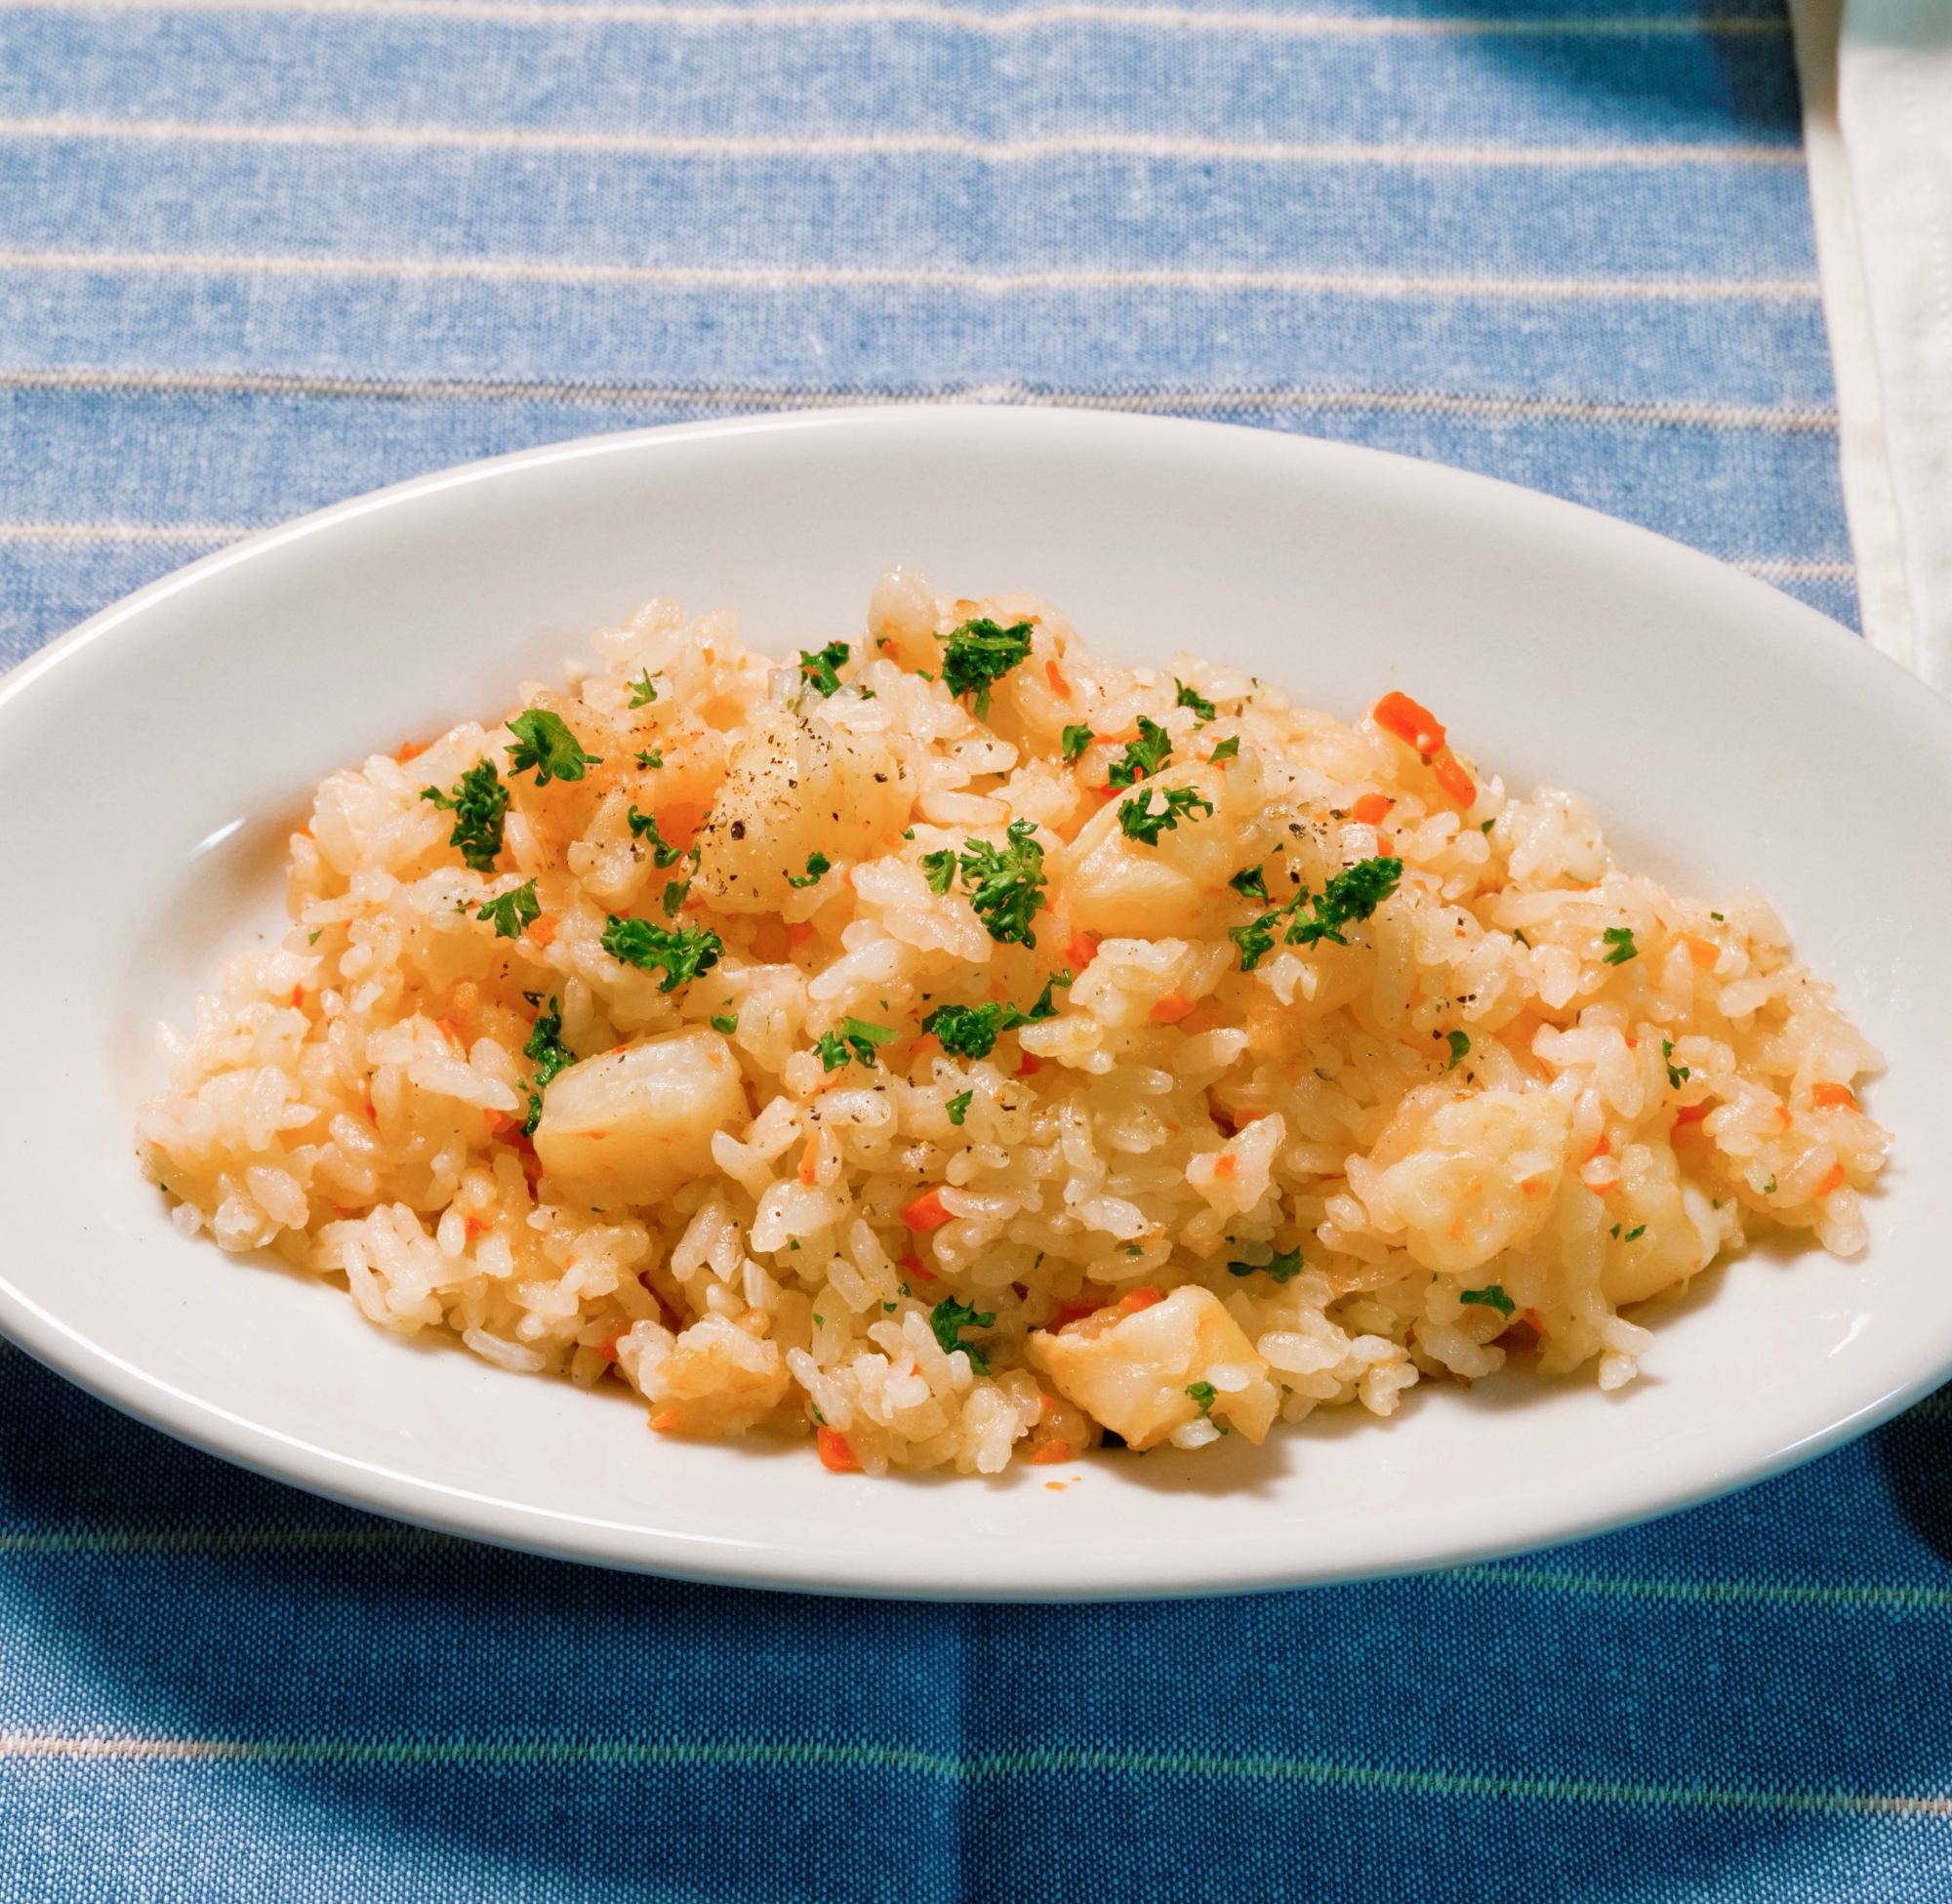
left=1058, top=764, right=1236, bottom=938
left=534, top=1028, right=748, bottom=1209
left=1377, top=1089, right=1571, bottom=1276
left=692, top=706, right=915, bottom=911
left=1027, top=1285, right=1280, bottom=1449
left=636, top=1315, right=789, bottom=1436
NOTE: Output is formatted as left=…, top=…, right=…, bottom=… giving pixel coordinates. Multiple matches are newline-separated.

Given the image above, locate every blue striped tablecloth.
left=5, top=2, right=1942, bottom=1897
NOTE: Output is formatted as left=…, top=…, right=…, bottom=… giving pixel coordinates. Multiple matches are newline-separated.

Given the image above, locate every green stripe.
left=0, top=1526, right=458, bottom=1557
left=4, top=1733, right=1947, bottom=1821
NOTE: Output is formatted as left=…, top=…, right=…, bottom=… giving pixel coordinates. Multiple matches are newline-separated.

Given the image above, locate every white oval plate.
left=2, top=407, right=1946, bottom=1600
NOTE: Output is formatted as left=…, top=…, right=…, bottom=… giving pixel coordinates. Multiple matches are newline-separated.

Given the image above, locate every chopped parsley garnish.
left=1106, top=716, right=1173, bottom=790
left=809, top=1402, right=827, bottom=1426
left=475, top=878, right=540, bottom=939
left=787, top=851, right=833, bottom=889
left=1229, top=856, right=1404, bottom=970
left=1711, top=911, right=1725, bottom=922
left=1513, top=929, right=1530, bottom=949
left=710, top=1012, right=739, bottom=1034
left=627, top=806, right=684, bottom=868
left=919, top=850, right=956, bottom=896
left=1623, top=1224, right=1647, bottom=1242
left=1445, top=1030, right=1470, bottom=1072
left=520, top=994, right=576, bottom=1135
left=941, top=618, right=1034, bottom=719
left=817, top=1017, right=900, bottom=1072
left=797, top=642, right=851, bottom=696
left=1763, top=1176, right=1776, bottom=1195
left=922, top=1002, right=1015, bottom=1060
left=307, top=929, right=322, bottom=945
left=662, top=878, right=689, bottom=917
left=946, top=1090, right=973, bottom=1127
left=1662, top=1038, right=1690, bottom=1090
left=1118, top=784, right=1215, bottom=847
left=1227, top=1244, right=1303, bottom=1282
left=628, top=668, right=659, bottom=708
left=1229, top=865, right=1269, bottom=903
left=1480, top=818, right=1495, bottom=833
left=635, top=748, right=664, bottom=770
left=600, top=914, right=724, bottom=992
left=1602, top=926, right=1639, bottom=966
left=506, top=709, right=600, bottom=786
left=1185, top=1381, right=1217, bottom=1412
left=957, top=819, right=1047, bottom=947
left=930, top=1295, right=996, bottom=1373
left=1460, top=1284, right=1516, bottom=1317
left=1208, top=735, right=1240, bottom=762
left=1061, top=724, right=1095, bottom=764
left=420, top=759, right=508, bottom=872
left=1174, top=678, right=1217, bottom=721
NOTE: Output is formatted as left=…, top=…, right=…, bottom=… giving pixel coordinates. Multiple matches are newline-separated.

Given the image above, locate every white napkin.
left=1796, top=0, right=1952, bottom=691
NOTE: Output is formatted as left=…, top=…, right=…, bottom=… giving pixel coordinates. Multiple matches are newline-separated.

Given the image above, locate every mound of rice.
left=137, top=571, right=1891, bottom=1476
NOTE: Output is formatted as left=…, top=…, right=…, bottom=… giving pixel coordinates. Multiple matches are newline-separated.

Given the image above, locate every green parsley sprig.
left=1226, top=1243, right=1303, bottom=1282
left=1174, top=678, right=1217, bottom=721
left=421, top=758, right=508, bottom=873
left=941, top=618, right=1034, bottom=720
left=797, top=642, right=851, bottom=697
left=520, top=993, right=576, bottom=1135
left=816, top=1017, right=900, bottom=1072
left=956, top=820, right=1048, bottom=948
left=1106, top=716, right=1172, bottom=790
left=1602, top=926, right=1639, bottom=966
left=930, top=1295, right=996, bottom=1374
left=1460, top=1284, right=1516, bottom=1317
left=1118, top=784, right=1215, bottom=847
left=601, top=914, right=725, bottom=992
left=1228, top=856, right=1403, bottom=971
left=787, top=851, right=833, bottom=890
left=627, top=806, right=684, bottom=868
left=476, top=878, right=540, bottom=940
left=1061, top=724, right=1095, bottom=764
left=506, top=709, right=601, bottom=786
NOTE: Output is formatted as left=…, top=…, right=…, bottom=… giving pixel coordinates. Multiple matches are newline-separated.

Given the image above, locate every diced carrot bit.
left=464, top=1215, right=488, bottom=1240
left=290, top=985, right=305, bottom=1007
left=900, top=1188, right=954, bottom=1234
left=911, top=1033, right=941, bottom=1060
left=594, top=1335, right=621, bottom=1362
left=1067, top=931, right=1098, bottom=971
left=1017, top=1053, right=1042, bottom=1076
left=395, top=739, right=428, bottom=764
left=817, top=1427, right=862, bottom=1473
left=1030, top=1439, right=1074, bottom=1465
left=799, top=1135, right=820, bottom=1187
left=1584, top=1132, right=1611, bottom=1162
left=482, top=1110, right=510, bottom=1135
left=363, top=1101, right=378, bottom=1125
left=1520, top=1177, right=1550, bottom=1200
left=1811, top=1083, right=1858, bottom=1112
left=789, top=923, right=817, bottom=951
left=1815, top=1163, right=1847, bottom=1196
left=649, top=1410, right=683, bottom=1433
left=1685, top=937, right=1719, bottom=969
left=1673, top=1102, right=1712, bottom=1127
left=1350, top=792, right=1395, bottom=827
left=1118, top=1285, right=1164, bottom=1314
left=294, top=826, right=314, bottom=840
left=1775, top=1106, right=1794, bottom=1130
left=898, top=1251, right=939, bottom=1283
left=1372, top=691, right=1446, bottom=759
left=1053, top=1299, right=1102, bottom=1329
left=1148, top=993, right=1196, bottom=1025
left=1045, top=659, right=1073, bottom=699
left=1523, top=1309, right=1546, bottom=1336
left=1037, top=1394, right=1059, bottom=1416
left=1211, top=1153, right=1238, bottom=1179
left=526, top=914, right=557, bottom=947
left=1431, top=748, right=1477, bottom=809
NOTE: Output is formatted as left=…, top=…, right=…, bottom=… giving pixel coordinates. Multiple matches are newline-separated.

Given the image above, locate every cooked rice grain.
left=137, top=572, right=1891, bottom=1475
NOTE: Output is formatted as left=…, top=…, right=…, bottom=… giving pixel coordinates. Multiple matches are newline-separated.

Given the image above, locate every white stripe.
left=0, top=2, right=1795, bottom=36
left=0, top=249, right=1824, bottom=300
left=0, top=520, right=250, bottom=542
left=0, top=367, right=1843, bottom=430
left=1730, top=557, right=1855, bottom=580
left=0, top=115, right=1805, bottom=167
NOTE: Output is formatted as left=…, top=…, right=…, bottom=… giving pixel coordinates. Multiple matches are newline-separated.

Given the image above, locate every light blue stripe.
left=0, top=16, right=1802, bottom=147
left=0, top=147, right=1818, bottom=278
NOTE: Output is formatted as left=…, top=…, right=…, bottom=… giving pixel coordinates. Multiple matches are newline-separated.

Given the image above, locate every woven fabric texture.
left=4, top=0, right=1939, bottom=1897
